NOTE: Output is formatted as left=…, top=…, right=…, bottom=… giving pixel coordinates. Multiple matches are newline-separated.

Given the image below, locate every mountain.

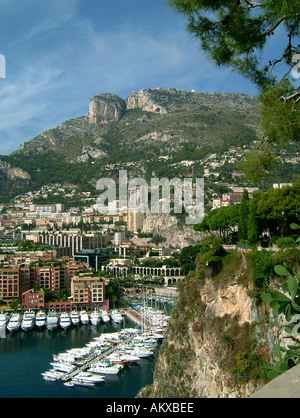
left=0, top=87, right=261, bottom=202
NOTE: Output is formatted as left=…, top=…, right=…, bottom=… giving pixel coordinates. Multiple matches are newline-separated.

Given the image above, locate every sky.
left=0, top=0, right=294, bottom=155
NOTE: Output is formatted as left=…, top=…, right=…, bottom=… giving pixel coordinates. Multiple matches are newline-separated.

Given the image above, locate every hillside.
left=138, top=247, right=300, bottom=398
left=0, top=88, right=260, bottom=202
left=0, top=87, right=299, bottom=203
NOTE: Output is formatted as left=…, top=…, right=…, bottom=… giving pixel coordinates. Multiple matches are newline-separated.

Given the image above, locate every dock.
left=61, top=334, right=134, bottom=382
left=122, top=308, right=151, bottom=328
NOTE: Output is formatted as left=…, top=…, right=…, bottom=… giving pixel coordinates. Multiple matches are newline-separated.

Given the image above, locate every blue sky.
left=0, top=0, right=292, bottom=155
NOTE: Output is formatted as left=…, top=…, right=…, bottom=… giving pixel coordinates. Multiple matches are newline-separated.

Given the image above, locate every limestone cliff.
left=142, top=213, right=202, bottom=249
left=88, top=93, right=126, bottom=124
left=139, top=251, right=288, bottom=398
left=126, top=89, right=167, bottom=114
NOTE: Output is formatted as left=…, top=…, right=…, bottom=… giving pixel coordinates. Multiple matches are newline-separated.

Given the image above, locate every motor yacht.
left=90, top=310, right=101, bottom=326
left=7, top=313, right=21, bottom=332
left=50, top=362, right=76, bottom=373
left=35, top=310, right=46, bottom=329
left=0, top=312, right=9, bottom=328
left=21, top=310, right=35, bottom=332
left=100, top=310, right=110, bottom=323
left=46, top=311, right=59, bottom=331
left=89, top=361, right=123, bottom=375
left=70, top=311, right=80, bottom=326
left=110, top=310, right=123, bottom=324
left=59, top=312, right=71, bottom=330
left=72, top=371, right=105, bottom=384
left=80, top=310, right=89, bottom=325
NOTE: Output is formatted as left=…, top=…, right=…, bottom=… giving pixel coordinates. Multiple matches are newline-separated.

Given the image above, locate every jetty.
left=61, top=333, right=134, bottom=382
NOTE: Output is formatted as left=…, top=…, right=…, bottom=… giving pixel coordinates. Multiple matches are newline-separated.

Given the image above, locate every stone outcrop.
left=88, top=93, right=126, bottom=124
left=142, top=213, right=202, bottom=249
left=0, top=161, right=30, bottom=180
left=140, top=252, right=288, bottom=398
left=126, top=89, right=167, bottom=114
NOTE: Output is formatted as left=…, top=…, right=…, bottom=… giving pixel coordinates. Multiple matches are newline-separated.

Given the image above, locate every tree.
left=238, top=190, right=249, bottom=241
left=194, top=204, right=240, bottom=242
left=252, top=181, right=300, bottom=237
left=168, top=0, right=300, bottom=183
left=247, top=206, right=259, bottom=244
left=168, top=0, right=299, bottom=91
left=179, top=244, right=202, bottom=275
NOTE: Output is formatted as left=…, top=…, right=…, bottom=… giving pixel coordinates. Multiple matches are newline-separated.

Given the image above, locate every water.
left=0, top=319, right=157, bottom=398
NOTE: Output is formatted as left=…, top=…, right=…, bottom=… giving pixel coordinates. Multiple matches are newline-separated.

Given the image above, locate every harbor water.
left=0, top=318, right=158, bottom=398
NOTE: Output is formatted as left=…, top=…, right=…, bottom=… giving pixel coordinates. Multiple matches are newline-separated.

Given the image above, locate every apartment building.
left=0, top=268, right=19, bottom=302
left=70, top=274, right=105, bottom=308
left=22, top=288, right=44, bottom=309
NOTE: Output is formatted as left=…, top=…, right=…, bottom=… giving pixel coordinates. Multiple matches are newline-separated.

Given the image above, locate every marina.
left=0, top=297, right=174, bottom=398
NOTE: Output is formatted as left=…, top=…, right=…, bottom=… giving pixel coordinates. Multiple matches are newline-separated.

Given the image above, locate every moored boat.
left=72, top=371, right=105, bottom=384
left=0, top=312, right=9, bottom=328
left=7, top=313, right=21, bottom=333
left=90, top=310, right=101, bottom=326
left=21, top=310, right=35, bottom=332
left=46, top=310, right=59, bottom=331
left=110, top=310, right=123, bottom=324
left=35, top=310, right=46, bottom=329
left=59, top=312, right=71, bottom=330
left=70, top=311, right=80, bottom=326
left=100, top=310, right=110, bottom=323
left=80, top=310, right=89, bottom=325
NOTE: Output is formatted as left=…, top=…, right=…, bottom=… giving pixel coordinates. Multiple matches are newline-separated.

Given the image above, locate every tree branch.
left=263, top=16, right=286, bottom=36
left=279, top=91, right=300, bottom=103
left=244, top=0, right=262, bottom=7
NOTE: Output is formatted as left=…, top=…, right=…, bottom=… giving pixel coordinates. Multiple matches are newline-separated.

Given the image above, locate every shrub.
left=251, top=249, right=274, bottom=288
left=275, top=237, right=295, bottom=248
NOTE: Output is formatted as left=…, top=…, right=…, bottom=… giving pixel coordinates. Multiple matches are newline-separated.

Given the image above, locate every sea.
left=0, top=317, right=158, bottom=399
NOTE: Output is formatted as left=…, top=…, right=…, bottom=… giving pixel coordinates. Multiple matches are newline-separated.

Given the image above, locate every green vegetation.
left=168, top=0, right=299, bottom=185
left=261, top=207, right=300, bottom=380
left=194, top=181, right=300, bottom=245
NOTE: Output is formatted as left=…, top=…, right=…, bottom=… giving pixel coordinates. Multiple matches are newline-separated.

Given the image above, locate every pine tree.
left=238, top=190, right=249, bottom=241
left=247, top=209, right=259, bottom=244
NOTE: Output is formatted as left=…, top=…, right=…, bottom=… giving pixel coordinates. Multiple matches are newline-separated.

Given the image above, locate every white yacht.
left=46, top=311, right=59, bottom=331
left=70, top=311, right=80, bottom=326
left=7, top=313, right=21, bottom=332
left=90, top=310, right=101, bottom=326
left=89, top=361, right=123, bottom=375
left=0, top=312, right=9, bottom=328
left=80, top=310, right=89, bottom=325
left=100, top=310, right=110, bottom=323
left=72, top=371, right=105, bottom=384
left=50, top=362, right=76, bottom=373
left=110, top=310, right=123, bottom=324
left=41, top=370, right=65, bottom=381
left=35, top=311, right=46, bottom=329
left=59, top=312, right=71, bottom=330
left=21, top=310, right=35, bottom=332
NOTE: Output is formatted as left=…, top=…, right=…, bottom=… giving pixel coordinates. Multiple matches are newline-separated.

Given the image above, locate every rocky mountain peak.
left=126, top=88, right=168, bottom=114
left=88, top=93, right=126, bottom=124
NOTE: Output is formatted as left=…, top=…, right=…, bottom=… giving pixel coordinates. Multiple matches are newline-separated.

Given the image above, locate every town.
left=0, top=178, right=295, bottom=315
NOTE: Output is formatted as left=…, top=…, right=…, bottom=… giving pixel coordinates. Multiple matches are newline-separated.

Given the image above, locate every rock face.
left=140, top=251, right=288, bottom=398
left=142, top=213, right=202, bottom=249
left=88, top=93, right=126, bottom=124
left=126, top=89, right=167, bottom=114
left=0, top=161, right=30, bottom=180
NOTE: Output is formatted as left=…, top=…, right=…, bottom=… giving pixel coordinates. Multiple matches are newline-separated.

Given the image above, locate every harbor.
left=0, top=297, right=173, bottom=396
